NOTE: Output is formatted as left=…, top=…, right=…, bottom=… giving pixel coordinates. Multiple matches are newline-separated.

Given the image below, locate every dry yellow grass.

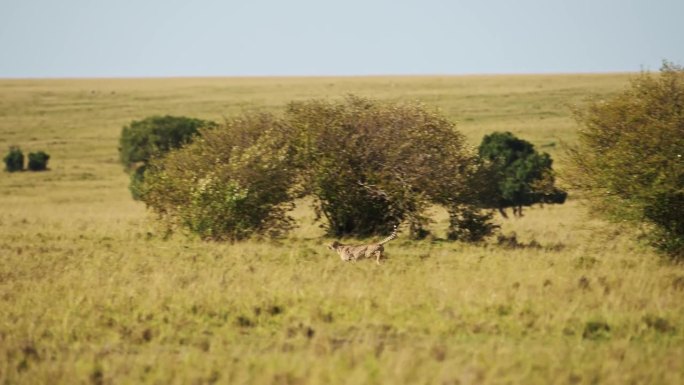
left=1, top=74, right=682, bottom=385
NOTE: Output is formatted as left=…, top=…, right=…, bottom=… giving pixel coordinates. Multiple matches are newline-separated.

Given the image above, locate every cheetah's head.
left=328, top=241, right=340, bottom=250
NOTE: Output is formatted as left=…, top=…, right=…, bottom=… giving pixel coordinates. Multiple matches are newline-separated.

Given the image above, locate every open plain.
left=1, top=74, right=683, bottom=384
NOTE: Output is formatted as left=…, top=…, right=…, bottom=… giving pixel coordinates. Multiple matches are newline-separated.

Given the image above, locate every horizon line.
left=0, top=70, right=642, bottom=81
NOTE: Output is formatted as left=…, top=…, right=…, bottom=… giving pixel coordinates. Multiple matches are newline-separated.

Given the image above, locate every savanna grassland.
left=1, top=74, right=683, bottom=385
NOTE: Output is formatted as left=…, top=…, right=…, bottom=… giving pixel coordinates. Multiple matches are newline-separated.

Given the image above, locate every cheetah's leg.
left=375, top=251, right=383, bottom=265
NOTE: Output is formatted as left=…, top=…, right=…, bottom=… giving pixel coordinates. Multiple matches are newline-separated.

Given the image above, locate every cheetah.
left=327, top=225, right=398, bottom=265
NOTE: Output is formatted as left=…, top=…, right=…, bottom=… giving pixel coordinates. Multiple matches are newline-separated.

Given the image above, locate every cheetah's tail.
left=378, top=225, right=398, bottom=245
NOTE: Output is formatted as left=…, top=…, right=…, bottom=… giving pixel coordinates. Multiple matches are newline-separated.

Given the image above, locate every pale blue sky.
left=0, top=0, right=682, bottom=78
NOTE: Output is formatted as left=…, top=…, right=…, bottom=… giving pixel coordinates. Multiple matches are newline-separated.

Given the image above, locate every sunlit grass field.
left=1, top=74, right=682, bottom=384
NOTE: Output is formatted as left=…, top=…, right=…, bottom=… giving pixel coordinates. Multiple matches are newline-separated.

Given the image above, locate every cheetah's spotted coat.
left=327, top=226, right=398, bottom=265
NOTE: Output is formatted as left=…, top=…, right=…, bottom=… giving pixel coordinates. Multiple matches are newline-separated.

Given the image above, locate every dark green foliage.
left=287, top=95, right=495, bottom=240
left=446, top=206, right=500, bottom=242
left=582, top=320, right=611, bottom=340
left=141, top=112, right=297, bottom=241
left=568, top=62, right=684, bottom=259
left=643, top=192, right=684, bottom=257
left=642, top=314, right=675, bottom=334
left=119, top=115, right=214, bottom=168
left=119, top=115, right=215, bottom=200
left=27, top=151, right=50, bottom=171
left=4, top=146, right=24, bottom=172
left=478, top=131, right=567, bottom=217
left=128, top=165, right=147, bottom=200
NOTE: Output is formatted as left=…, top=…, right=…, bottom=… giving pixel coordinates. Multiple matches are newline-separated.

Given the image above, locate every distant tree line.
left=119, top=96, right=566, bottom=243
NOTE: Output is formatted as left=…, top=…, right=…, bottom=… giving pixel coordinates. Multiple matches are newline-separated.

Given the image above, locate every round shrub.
left=27, top=151, right=50, bottom=171
left=141, top=112, right=297, bottom=241
left=119, top=115, right=215, bottom=168
left=4, top=146, right=24, bottom=172
left=119, top=115, right=216, bottom=199
left=478, top=131, right=566, bottom=217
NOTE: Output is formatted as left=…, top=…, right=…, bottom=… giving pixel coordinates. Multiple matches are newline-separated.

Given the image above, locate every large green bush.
left=287, top=96, right=494, bottom=239
left=478, top=131, right=566, bottom=217
left=139, top=97, right=499, bottom=242
left=119, top=115, right=215, bottom=199
left=141, top=113, right=297, bottom=241
left=567, top=63, right=684, bottom=259
left=4, top=146, right=24, bottom=172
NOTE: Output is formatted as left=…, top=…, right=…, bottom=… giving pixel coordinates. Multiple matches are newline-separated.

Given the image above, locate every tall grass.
left=1, top=74, right=682, bottom=384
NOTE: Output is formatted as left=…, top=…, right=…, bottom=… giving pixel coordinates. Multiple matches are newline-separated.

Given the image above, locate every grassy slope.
left=1, top=75, right=683, bottom=385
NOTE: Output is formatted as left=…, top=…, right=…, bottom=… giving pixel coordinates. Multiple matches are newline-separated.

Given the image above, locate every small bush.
left=582, top=320, right=610, bottom=340
left=4, top=146, right=24, bottom=172
left=642, top=315, right=675, bottom=334
left=447, top=205, right=499, bottom=242
left=27, top=151, right=50, bottom=171
left=478, top=131, right=567, bottom=217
